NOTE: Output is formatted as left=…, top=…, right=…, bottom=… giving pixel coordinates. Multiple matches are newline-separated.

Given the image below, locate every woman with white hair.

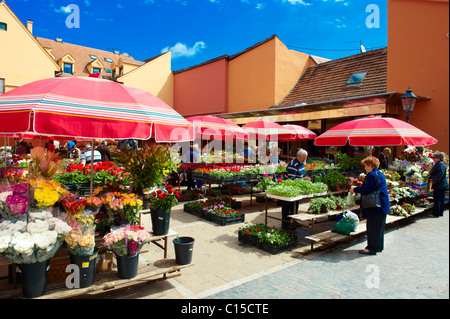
left=281, top=149, right=310, bottom=229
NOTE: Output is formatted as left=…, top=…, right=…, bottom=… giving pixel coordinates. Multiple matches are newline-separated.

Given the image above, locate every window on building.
left=104, top=58, right=113, bottom=63
left=90, top=55, right=97, bottom=60
left=0, top=22, right=7, bottom=31
left=119, top=67, right=124, bottom=77
left=112, top=70, right=116, bottom=78
left=346, top=72, right=367, bottom=86
left=104, top=68, right=112, bottom=74
left=63, top=63, right=73, bottom=75
left=0, top=78, right=5, bottom=95
left=92, top=68, right=102, bottom=74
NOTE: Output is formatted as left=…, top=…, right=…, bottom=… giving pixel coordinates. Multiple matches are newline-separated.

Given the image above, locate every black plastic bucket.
left=151, top=208, right=171, bottom=236
left=116, top=254, right=139, bottom=279
left=69, top=247, right=98, bottom=288
left=173, top=237, right=195, bottom=265
left=18, top=260, right=50, bottom=298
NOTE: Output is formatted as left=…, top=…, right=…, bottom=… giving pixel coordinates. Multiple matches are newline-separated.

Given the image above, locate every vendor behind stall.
left=281, top=149, right=310, bottom=229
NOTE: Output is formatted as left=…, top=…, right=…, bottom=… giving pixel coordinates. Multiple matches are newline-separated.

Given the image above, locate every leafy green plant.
left=118, top=143, right=179, bottom=193
left=335, top=152, right=363, bottom=171
left=239, top=223, right=295, bottom=247
left=257, top=175, right=278, bottom=191
left=323, top=171, right=346, bottom=190
left=307, top=195, right=346, bottom=214
left=267, top=179, right=328, bottom=198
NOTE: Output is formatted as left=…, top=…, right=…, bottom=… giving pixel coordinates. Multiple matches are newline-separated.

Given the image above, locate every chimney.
left=56, top=38, right=63, bottom=43
left=27, top=19, right=33, bottom=34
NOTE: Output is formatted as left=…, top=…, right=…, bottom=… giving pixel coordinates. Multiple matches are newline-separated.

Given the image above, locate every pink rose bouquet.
left=103, top=225, right=150, bottom=257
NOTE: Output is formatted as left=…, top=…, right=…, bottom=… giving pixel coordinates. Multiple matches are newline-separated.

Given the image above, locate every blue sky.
left=7, top=0, right=387, bottom=70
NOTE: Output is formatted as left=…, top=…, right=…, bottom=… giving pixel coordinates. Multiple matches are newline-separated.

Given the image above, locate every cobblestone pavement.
left=206, top=210, right=449, bottom=299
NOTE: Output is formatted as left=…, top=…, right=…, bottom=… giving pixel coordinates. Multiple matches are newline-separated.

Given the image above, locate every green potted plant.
left=118, top=143, right=179, bottom=195
left=323, top=171, right=346, bottom=191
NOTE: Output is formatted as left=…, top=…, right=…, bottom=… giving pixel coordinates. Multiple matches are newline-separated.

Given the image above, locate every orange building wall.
left=173, top=58, right=228, bottom=116
left=275, top=38, right=315, bottom=104
left=228, top=38, right=276, bottom=113
left=387, top=0, right=449, bottom=153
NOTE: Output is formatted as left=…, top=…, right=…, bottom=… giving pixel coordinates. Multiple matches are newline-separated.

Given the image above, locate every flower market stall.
left=0, top=75, right=198, bottom=298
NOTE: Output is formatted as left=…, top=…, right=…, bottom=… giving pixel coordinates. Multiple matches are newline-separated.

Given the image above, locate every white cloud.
left=282, top=0, right=311, bottom=5
left=161, top=41, right=207, bottom=58
left=54, top=5, right=72, bottom=14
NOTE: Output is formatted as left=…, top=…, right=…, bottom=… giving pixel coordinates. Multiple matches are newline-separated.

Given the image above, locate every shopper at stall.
left=351, top=156, right=390, bottom=255
left=15, top=141, right=28, bottom=155
left=378, top=147, right=391, bottom=170
left=429, top=152, right=449, bottom=218
left=241, top=142, right=253, bottom=160
left=70, top=143, right=81, bottom=161
left=97, top=140, right=111, bottom=162
left=281, top=149, right=310, bottom=229
left=47, top=140, right=56, bottom=152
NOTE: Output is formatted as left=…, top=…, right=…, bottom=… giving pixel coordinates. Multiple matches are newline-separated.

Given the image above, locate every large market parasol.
left=0, top=76, right=194, bottom=142
left=0, top=75, right=195, bottom=195
left=186, top=115, right=248, bottom=140
left=314, top=116, right=438, bottom=147
left=242, top=120, right=296, bottom=141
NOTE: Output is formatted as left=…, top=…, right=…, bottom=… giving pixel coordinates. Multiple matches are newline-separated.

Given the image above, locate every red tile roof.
left=36, top=37, right=144, bottom=79
left=274, top=48, right=387, bottom=108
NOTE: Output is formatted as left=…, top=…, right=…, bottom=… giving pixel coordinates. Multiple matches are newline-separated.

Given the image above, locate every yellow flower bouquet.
left=31, top=180, right=67, bottom=209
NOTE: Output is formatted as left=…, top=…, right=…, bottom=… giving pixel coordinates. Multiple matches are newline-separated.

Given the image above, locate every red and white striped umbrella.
left=281, top=125, right=317, bottom=141
left=187, top=115, right=248, bottom=140
left=314, top=116, right=438, bottom=146
left=243, top=120, right=296, bottom=141
left=0, top=76, right=194, bottom=142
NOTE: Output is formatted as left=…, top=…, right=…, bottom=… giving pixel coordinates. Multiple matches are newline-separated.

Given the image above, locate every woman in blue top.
left=351, top=156, right=390, bottom=255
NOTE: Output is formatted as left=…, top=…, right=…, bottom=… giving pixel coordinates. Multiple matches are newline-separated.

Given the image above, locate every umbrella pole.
left=3, top=135, right=6, bottom=169
left=90, top=139, right=95, bottom=197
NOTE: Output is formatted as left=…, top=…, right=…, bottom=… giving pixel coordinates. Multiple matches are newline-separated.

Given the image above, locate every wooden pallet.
left=0, top=259, right=193, bottom=299
left=303, top=206, right=431, bottom=252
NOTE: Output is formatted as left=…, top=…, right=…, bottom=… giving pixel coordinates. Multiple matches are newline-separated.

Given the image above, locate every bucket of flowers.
left=103, top=225, right=151, bottom=279
left=0, top=213, right=72, bottom=298
left=147, top=185, right=180, bottom=235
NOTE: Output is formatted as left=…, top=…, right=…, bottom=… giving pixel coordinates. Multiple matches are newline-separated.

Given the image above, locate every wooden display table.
left=288, top=204, right=360, bottom=250
left=0, top=228, right=187, bottom=299
left=304, top=206, right=432, bottom=252
left=264, top=192, right=331, bottom=225
left=0, top=259, right=192, bottom=299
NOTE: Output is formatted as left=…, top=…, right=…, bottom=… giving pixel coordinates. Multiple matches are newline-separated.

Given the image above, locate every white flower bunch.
left=11, top=232, right=34, bottom=255
left=404, top=146, right=416, bottom=154
left=0, top=214, right=71, bottom=264
left=29, top=210, right=53, bottom=221
left=33, top=231, right=58, bottom=251
left=27, top=219, right=49, bottom=234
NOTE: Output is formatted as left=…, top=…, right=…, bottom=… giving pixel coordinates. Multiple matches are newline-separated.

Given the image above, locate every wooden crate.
left=48, top=258, right=71, bottom=283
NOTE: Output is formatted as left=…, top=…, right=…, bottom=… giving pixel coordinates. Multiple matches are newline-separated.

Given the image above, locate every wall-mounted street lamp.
left=401, top=87, right=418, bottom=123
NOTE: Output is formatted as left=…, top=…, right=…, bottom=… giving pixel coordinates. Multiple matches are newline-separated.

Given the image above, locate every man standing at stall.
left=281, top=149, right=310, bottom=229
